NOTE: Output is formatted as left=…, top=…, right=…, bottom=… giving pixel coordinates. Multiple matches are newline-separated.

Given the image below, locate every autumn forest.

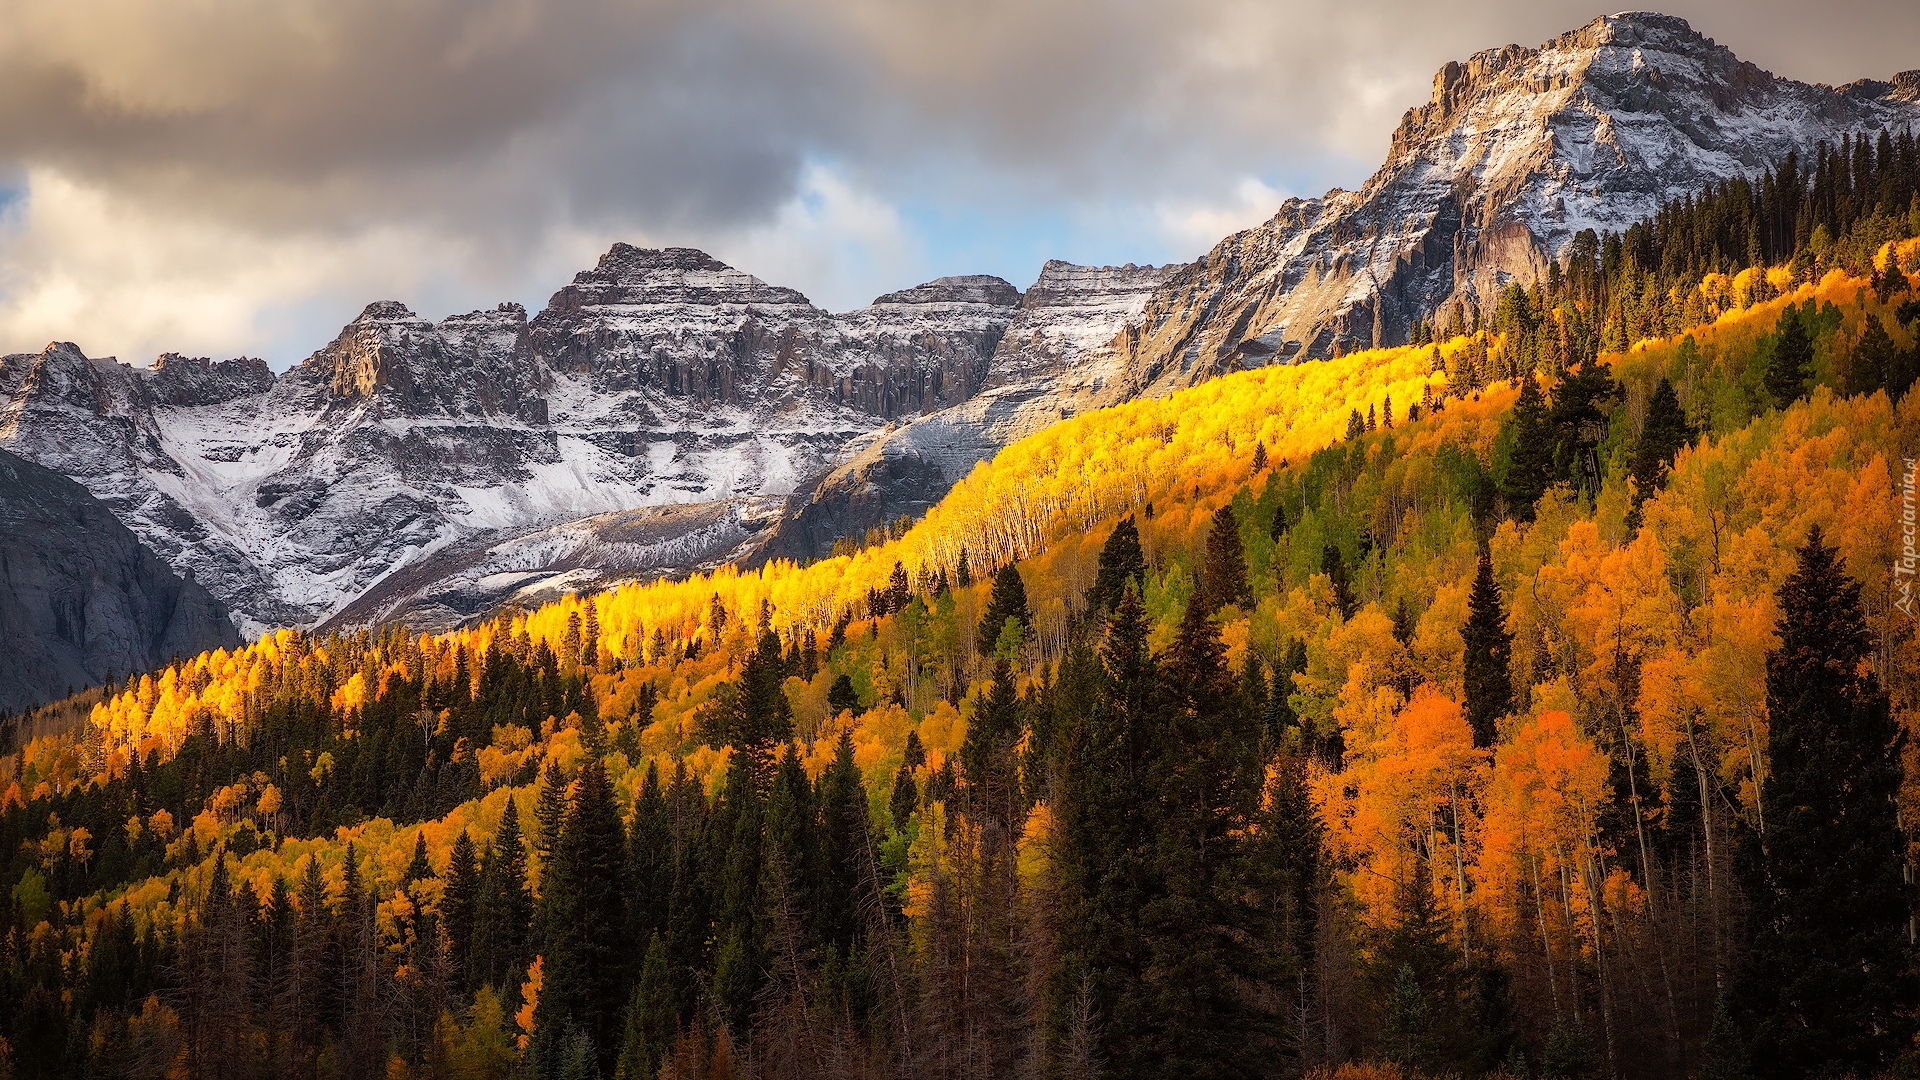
left=3, top=132, right=1920, bottom=1080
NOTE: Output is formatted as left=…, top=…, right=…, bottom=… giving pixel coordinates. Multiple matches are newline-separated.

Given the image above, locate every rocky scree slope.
left=0, top=447, right=238, bottom=712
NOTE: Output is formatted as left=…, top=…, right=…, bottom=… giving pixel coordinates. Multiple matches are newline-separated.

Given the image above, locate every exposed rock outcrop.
left=0, top=447, right=238, bottom=712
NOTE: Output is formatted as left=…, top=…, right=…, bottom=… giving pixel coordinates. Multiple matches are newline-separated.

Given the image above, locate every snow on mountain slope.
left=0, top=249, right=1034, bottom=634
left=1107, top=12, right=1920, bottom=393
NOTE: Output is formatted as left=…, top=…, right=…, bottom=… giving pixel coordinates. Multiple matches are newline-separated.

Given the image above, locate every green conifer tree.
left=1736, top=526, right=1915, bottom=1078
left=475, top=797, right=533, bottom=993
left=977, top=563, right=1034, bottom=655
left=536, top=758, right=629, bottom=1073
left=1628, top=376, right=1696, bottom=526
left=1462, top=548, right=1513, bottom=749
left=1198, top=504, right=1253, bottom=616
left=1766, top=307, right=1814, bottom=409
left=1087, top=516, right=1148, bottom=614
left=1500, top=372, right=1555, bottom=521
left=442, top=830, right=481, bottom=988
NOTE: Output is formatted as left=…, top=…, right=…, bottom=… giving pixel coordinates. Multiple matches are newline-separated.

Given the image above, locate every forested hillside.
left=3, top=183, right=1918, bottom=1077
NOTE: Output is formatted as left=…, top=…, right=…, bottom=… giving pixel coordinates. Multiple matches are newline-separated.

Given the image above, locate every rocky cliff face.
left=1105, top=12, right=1920, bottom=394
left=0, top=447, right=238, bottom=712
left=0, top=249, right=1052, bottom=632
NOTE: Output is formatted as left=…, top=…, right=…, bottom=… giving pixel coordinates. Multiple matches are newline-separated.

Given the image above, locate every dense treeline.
left=3, top=219, right=1917, bottom=1077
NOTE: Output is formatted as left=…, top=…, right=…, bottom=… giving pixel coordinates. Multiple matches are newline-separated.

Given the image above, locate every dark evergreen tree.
left=536, top=758, right=629, bottom=1073
left=1322, top=544, right=1356, bottom=620
left=615, top=935, right=676, bottom=1080
left=1197, top=504, right=1253, bottom=616
left=401, top=832, right=432, bottom=886
left=475, top=797, right=534, bottom=992
left=701, top=627, right=795, bottom=777
left=1766, top=307, right=1813, bottom=409
left=1462, top=549, right=1513, bottom=749
left=1848, top=312, right=1899, bottom=395
left=441, top=830, right=480, bottom=988
left=1736, top=526, right=1914, bottom=1079
left=977, top=562, right=1034, bottom=655
left=1628, top=376, right=1697, bottom=526
left=827, top=673, right=861, bottom=716
left=1087, top=516, right=1148, bottom=614
left=1500, top=372, right=1555, bottom=520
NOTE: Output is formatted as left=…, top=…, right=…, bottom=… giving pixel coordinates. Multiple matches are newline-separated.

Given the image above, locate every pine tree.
left=402, top=832, right=433, bottom=886
left=1736, top=526, right=1914, bottom=1078
left=442, top=830, right=481, bottom=989
left=1321, top=544, right=1356, bottom=620
left=1462, top=549, right=1512, bottom=748
left=1087, top=516, right=1148, bottom=614
left=615, top=935, right=675, bottom=1080
left=536, top=758, right=630, bottom=1074
left=1766, top=307, right=1813, bottom=409
left=955, top=546, right=973, bottom=588
left=977, top=563, right=1034, bottom=655
left=827, top=672, right=860, bottom=716
left=1251, top=440, right=1268, bottom=471
left=476, top=797, right=534, bottom=992
left=701, top=627, right=795, bottom=777
left=534, top=761, right=568, bottom=863
left=1346, top=409, right=1366, bottom=441
left=1197, top=504, right=1253, bottom=616
left=1500, top=372, right=1555, bottom=521
left=889, top=759, right=919, bottom=829
left=1628, top=376, right=1696, bottom=525
left=814, top=730, right=872, bottom=952
left=1848, top=312, right=1898, bottom=395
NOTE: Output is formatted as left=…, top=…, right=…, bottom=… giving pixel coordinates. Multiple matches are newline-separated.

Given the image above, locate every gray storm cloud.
left=0, top=0, right=1915, bottom=364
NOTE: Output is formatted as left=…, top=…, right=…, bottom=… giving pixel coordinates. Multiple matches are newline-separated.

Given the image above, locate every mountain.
left=1111, top=12, right=1920, bottom=381
left=0, top=446, right=238, bottom=712
left=0, top=249, right=1162, bottom=632
left=4, top=11, right=1914, bottom=632
left=753, top=11, right=1920, bottom=557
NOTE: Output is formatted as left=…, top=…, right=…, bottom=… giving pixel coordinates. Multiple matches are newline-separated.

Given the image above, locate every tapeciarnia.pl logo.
left=1899, top=456, right=1917, bottom=621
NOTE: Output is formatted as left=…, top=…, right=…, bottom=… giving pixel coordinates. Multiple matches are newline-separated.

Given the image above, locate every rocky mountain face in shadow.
left=0, top=447, right=238, bottom=712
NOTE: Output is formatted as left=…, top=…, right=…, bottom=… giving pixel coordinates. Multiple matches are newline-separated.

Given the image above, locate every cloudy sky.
left=2, top=0, right=1916, bottom=367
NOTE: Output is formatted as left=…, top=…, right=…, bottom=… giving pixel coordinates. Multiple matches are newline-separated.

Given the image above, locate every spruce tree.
left=1736, top=526, right=1914, bottom=1078
left=826, top=673, right=860, bottom=717
left=1628, top=376, right=1696, bottom=524
left=537, top=758, right=629, bottom=1074
left=1056, top=585, right=1158, bottom=1076
left=1766, top=307, right=1813, bottom=409
left=1198, top=504, right=1253, bottom=616
left=977, top=562, right=1034, bottom=655
left=1321, top=544, right=1356, bottom=620
left=1087, top=516, right=1148, bottom=614
left=702, top=628, right=794, bottom=777
left=443, top=830, right=480, bottom=988
left=475, top=797, right=533, bottom=992
left=1848, top=312, right=1898, bottom=395
left=1462, top=549, right=1512, bottom=749
left=1500, top=372, right=1555, bottom=521
left=615, top=935, right=675, bottom=1080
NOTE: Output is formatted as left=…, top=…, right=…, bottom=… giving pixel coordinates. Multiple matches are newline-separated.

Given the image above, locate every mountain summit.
left=1106, top=11, right=1920, bottom=391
